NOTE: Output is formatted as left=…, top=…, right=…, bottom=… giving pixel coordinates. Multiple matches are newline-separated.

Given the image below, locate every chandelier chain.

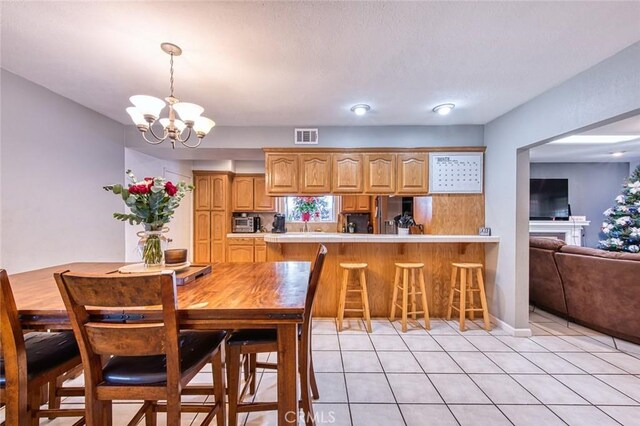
left=169, top=52, right=175, bottom=98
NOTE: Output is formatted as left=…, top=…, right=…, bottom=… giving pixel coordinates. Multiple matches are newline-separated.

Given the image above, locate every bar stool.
left=390, top=263, right=430, bottom=332
left=446, top=263, right=491, bottom=331
left=337, top=262, right=372, bottom=333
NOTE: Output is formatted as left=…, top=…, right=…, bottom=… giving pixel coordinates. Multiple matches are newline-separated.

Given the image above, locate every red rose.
left=137, top=184, right=149, bottom=194
left=144, top=177, right=154, bottom=181
left=129, top=185, right=138, bottom=194
left=165, top=181, right=178, bottom=196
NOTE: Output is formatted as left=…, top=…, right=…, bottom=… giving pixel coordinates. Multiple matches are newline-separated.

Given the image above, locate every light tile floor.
left=2, top=309, right=640, bottom=425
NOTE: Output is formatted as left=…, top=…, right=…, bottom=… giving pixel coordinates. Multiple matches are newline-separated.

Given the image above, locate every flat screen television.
left=530, top=179, right=569, bottom=220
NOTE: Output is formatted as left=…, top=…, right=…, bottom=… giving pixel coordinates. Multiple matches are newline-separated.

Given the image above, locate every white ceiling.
left=530, top=114, right=640, bottom=163
left=1, top=2, right=639, bottom=127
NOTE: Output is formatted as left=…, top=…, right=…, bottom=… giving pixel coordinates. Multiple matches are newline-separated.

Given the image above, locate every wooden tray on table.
left=174, top=264, right=212, bottom=286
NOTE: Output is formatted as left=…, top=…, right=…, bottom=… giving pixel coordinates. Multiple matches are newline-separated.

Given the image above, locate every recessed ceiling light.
left=611, top=151, right=626, bottom=157
left=549, top=135, right=640, bottom=144
left=433, top=103, right=455, bottom=115
left=350, top=104, right=371, bottom=116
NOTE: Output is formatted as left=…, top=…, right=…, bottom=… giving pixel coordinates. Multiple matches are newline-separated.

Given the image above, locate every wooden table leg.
left=277, top=323, right=299, bottom=425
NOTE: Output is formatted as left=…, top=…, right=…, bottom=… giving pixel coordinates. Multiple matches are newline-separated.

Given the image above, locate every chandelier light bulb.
left=173, top=102, right=204, bottom=124
left=433, top=103, right=455, bottom=116
left=129, top=95, right=166, bottom=121
left=159, top=118, right=187, bottom=133
left=126, top=107, right=148, bottom=128
left=351, top=104, right=371, bottom=116
left=193, top=117, right=216, bottom=137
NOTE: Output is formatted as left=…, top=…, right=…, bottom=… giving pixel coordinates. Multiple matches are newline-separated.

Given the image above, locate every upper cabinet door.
left=232, top=177, right=254, bottom=211
left=397, top=153, right=428, bottom=194
left=332, top=153, right=364, bottom=193
left=253, top=176, right=276, bottom=212
left=194, top=175, right=211, bottom=210
left=299, top=153, right=331, bottom=193
left=266, top=154, right=299, bottom=194
left=364, top=153, right=396, bottom=193
left=211, top=175, right=228, bottom=210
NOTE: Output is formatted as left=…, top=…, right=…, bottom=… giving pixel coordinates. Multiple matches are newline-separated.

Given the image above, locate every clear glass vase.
left=137, top=225, right=169, bottom=267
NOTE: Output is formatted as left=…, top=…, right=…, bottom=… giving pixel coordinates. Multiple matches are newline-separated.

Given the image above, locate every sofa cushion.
left=530, top=237, right=566, bottom=251
left=559, top=245, right=640, bottom=261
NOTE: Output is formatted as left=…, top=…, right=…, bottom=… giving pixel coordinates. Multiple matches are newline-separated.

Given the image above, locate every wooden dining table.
left=8, top=261, right=311, bottom=425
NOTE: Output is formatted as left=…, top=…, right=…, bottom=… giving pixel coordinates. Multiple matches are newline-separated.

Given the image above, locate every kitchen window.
left=284, top=196, right=336, bottom=223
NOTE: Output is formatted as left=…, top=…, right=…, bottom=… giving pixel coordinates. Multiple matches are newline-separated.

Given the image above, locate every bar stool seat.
left=394, top=262, right=425, bottom=269
left=447, top=262, right=491, bottom=331
left=338, top=262, right=372, bottom=332
left=390, top=263, right=430, bottom=332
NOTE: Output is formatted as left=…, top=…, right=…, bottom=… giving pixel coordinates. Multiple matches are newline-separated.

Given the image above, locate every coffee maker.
left=272, top=214, right=287, bottom=233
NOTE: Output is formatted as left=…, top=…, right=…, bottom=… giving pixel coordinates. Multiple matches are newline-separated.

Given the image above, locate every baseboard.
left=491, top=314, right=532, bottom=337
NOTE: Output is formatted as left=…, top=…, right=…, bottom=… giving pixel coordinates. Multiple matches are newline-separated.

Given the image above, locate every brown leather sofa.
left=529, top=238, right=567, bottom=318
left=530, top=237, right=640, bottom=344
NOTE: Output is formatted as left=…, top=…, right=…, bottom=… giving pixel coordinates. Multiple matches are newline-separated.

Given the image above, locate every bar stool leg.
left=359, top=269, right=372, bottom=333
left=401, top=268, right=409, bottom=333
left=468, top=269, right=475, bottom=321
left=418, top=269, right=430, bottom=330
left=446, top=266, right=457, bottom=320
left=390, top=267, right=401, bottom=321
left=337, top=269, right=349, bottom=331
left=459, top=268, right=467, bottom=331
left=410, top=269, right=417, bottom=320
left=476, top=268, right=491, bottom=331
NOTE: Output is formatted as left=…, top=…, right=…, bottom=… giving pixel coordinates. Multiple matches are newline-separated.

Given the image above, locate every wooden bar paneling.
left=266, top=241, right=485, bottom=318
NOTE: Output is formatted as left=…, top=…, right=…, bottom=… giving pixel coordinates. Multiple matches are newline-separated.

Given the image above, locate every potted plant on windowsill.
left=396, top=212, right=416, bottom=235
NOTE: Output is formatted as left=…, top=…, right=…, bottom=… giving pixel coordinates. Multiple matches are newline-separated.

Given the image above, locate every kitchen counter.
left=227, top=233, right=267, bottom=238
left=264, top=232, right=499, bottom=244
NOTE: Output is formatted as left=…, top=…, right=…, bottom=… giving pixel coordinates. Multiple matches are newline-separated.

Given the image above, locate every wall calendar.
left=429, top=152, right=484, bottom=194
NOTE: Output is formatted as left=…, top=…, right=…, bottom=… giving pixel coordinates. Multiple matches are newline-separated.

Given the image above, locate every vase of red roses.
left=104, top=170, right=193, bottom=267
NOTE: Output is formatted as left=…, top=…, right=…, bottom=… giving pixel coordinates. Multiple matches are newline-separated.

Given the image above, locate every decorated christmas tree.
left=599, top=165, right=640, bottom=253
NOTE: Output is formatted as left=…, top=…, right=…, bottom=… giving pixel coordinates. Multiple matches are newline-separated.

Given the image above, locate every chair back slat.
left=85, top=323, right=167, bottom=356
left=61, top=274, right=168, bottom=307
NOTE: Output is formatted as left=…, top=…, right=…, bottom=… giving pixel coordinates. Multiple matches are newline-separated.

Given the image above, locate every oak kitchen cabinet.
left=232, top=175, right=276, bottom=212
left=266, top=153, right=298, bottom=194
left=397, top=152, right=429, bottom=194
left=332, top=153, right=364, bottom=193
left=263, top=148, right=483, bottom=196
left=193, top=172, right=231, bottom=264
left=299, top=153, right=331, bottom=193
left=341, top=195, right=371, bottom=212
left=227, top=237, right=267, bottom=262
left=364, top=153, right=396, bottom=193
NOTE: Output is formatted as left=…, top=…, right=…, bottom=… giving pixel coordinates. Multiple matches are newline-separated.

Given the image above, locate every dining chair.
left=54, top=270, right=226, bottom=426
left=0, top=269, right=85, bottom=426
left=226, top=244, right=328, bottom=426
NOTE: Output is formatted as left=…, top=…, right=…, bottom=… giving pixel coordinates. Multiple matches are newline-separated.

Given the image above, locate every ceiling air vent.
left=294, top=128, right=318, bottom=145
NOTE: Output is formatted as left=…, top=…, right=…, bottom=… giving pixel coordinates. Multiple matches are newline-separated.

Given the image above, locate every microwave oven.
left=232, top=216, right=258, bottom=233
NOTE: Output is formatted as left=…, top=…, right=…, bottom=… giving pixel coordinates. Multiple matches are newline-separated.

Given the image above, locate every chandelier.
left=126, top=43, right=215, bottom=149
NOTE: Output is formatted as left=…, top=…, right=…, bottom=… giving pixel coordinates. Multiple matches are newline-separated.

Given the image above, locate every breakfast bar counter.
left=264, top=233, right=499, bottom=244
left=264, top=233, right=499, bottom=318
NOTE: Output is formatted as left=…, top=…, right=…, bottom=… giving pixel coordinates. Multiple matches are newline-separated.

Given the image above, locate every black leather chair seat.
left=0, top=332, right=80, bottom=387
left=102, top=331, right=226, bottom=386
left=227, top=325, right=302, bottom=347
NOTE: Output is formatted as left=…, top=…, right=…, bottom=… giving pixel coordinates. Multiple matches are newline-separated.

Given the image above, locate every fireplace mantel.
left=529, top=220, right=591, bottom=246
